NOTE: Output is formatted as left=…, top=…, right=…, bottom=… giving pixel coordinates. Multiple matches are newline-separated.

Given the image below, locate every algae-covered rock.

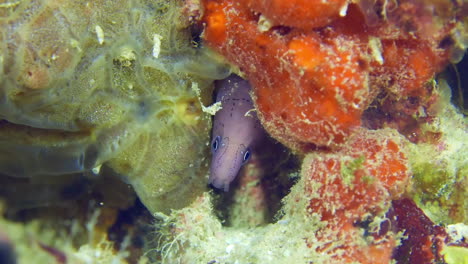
left=153, top=129, right=411, bottom=263
left=408, top=79, right=468, bottom=224
left=0, top=202, right=149, bottom=264
left=0, top=0, right=228, bottom=213
left=154, top=193, right=326, bottom=264
left=153, top=120, right=467, bottom=263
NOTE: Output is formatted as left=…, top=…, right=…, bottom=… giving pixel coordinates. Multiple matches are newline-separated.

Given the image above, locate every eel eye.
left=243, top=149, right=251, bottom=163
left=212, top=136, right=220, bottom=152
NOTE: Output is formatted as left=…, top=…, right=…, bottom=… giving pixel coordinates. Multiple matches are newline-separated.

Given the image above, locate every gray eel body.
left=209, top=74, right=266, bottom=191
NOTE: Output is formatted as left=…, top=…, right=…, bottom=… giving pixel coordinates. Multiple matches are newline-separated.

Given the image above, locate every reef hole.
left=211, top=152, right=298, bottom=228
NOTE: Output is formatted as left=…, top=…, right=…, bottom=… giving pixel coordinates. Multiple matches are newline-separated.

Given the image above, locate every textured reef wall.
left=0, top=0, right=467, bottom=263
left=156, top=0, right=468, bottom=263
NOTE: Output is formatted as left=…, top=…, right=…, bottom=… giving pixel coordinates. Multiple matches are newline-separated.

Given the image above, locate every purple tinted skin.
left=209, top=74, right=265, bottom=191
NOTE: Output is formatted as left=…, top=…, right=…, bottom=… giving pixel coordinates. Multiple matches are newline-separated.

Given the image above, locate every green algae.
left=341, top=155, right=366, bottom=188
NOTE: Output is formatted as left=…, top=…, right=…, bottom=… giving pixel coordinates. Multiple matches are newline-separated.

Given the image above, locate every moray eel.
left=209, top=74, right=266, bottom=191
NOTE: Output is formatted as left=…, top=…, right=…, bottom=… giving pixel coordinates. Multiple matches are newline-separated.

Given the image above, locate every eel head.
left=208, top=135, right=251, bottom=192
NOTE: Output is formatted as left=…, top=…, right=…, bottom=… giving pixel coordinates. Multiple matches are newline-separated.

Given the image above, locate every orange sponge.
left=202, top=0, right=455, bottom=149
left=203, top=0, right=370, bottom=150
left=302, top=129, right=410, bottom=262
left=238, top=0, right=348, bottom=29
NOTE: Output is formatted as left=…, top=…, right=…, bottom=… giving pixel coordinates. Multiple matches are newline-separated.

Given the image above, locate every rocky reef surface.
left=0, top=0, right=467, bottom=263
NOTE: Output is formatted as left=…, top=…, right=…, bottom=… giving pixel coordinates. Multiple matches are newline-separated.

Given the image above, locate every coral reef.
left=300, top=128, right=410, bottom=263
left=146, top=0, right=468, bottom=263
left=157, top=117, right=466, bottom=263
left=0, top=0, right=466, bottom=263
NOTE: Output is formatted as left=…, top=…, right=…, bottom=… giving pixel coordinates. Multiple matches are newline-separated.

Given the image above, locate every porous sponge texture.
left=0, top=0, right=221, bottom=213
